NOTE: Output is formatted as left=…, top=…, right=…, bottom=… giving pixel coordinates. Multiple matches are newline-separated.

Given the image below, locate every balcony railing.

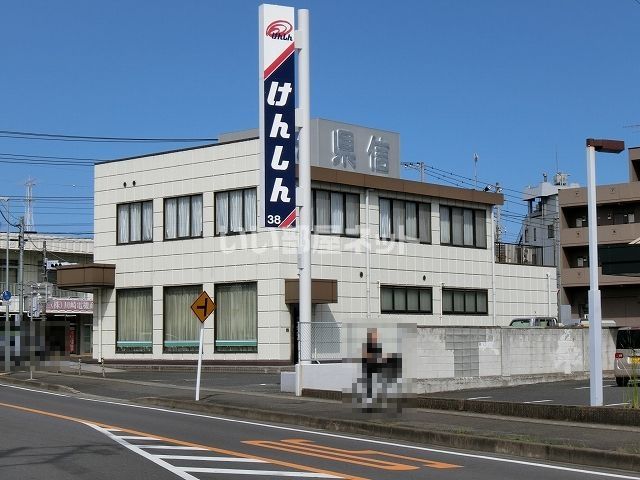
left=495, top=242, right=543, bottom=266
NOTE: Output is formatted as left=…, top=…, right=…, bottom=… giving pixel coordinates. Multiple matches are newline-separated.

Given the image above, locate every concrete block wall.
left=416, top=326, right=616, bottom=388
left=296, top=326, right=618, bottom=394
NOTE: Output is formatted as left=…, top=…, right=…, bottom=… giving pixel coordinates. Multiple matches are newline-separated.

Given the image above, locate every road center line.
left=2, top=383, right=640, bottom=480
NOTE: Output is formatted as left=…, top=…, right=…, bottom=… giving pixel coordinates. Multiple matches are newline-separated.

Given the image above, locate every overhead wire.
left=0, top=129, right=218, bottom=143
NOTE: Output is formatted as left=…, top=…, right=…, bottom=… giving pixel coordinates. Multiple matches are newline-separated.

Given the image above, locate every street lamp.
left=585, top=138, right=625, bottom=407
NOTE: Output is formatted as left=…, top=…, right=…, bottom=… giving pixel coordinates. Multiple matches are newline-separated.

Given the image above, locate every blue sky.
left=1, top=0, right=639, bottom=241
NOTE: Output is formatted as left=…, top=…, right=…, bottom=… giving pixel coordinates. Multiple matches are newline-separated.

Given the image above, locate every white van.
left=614, top=327, right=640, bottom=387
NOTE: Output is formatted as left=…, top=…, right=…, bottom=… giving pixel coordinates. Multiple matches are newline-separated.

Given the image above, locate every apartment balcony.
left=561, top=267, right=640, bottom=288
left=560, top=223, right=640, bottom=247
left=495, top=242, right=543, bottom=266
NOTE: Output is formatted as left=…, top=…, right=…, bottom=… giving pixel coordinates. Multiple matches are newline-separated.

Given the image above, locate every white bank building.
left=58, top=119, right=557, bottom=363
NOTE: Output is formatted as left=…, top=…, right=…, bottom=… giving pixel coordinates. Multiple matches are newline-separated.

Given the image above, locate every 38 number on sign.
left=267, top=214, right=281, bottom=225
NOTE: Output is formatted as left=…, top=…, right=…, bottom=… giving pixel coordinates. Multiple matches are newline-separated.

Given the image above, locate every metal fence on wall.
left=298, top=321, right=342, bottom=362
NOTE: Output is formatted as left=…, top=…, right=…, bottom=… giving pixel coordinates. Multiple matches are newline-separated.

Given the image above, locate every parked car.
left=614, top=327, right=640, bottom=387
left=577, top=318, right=617, bottom=328
left=509, top=317, right=559, bottom=328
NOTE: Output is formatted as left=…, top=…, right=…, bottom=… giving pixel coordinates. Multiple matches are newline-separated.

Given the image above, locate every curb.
left=302, top=389, right=640, bottom=428
left=136, top=396, right=640, bottom=473
left=0, top=376, right=80, bottom=395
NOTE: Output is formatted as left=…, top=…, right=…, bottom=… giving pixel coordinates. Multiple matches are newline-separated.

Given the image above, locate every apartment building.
left=559, top=146, right=640, bottom=327
left=58, top=119, right=556, bottom=363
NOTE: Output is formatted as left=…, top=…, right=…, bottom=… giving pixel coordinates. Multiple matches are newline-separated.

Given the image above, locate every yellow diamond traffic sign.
left=191, top=291, right=216, bottom=323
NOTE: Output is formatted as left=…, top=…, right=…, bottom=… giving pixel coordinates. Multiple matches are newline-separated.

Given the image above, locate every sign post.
left=190, top=291, right=216, bottom=401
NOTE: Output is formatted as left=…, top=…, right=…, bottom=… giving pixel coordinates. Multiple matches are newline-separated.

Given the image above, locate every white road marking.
left=155, top=455, right=266, bottom=462
left=2, top=383, right=640, bottom=480
left=605, top=402, right=630, bottom=407
left=117, top=435, right=159, bottom=440
left=141, top=445, right=207, bottom=450
left=524, top=400, right=553, bottom=404
left=180, top=466, right=339, bottom=477
left=466, top=396, right=492, bottom=400
left=86, top=423, right=200, bottom=480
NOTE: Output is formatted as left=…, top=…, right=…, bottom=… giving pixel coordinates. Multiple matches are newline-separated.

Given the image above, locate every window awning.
left=284, top=279, right=338, bottom=304
left=56, top=263, right=116, bottom=292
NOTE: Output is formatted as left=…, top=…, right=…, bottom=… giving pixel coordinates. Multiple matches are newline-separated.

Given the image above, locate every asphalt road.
left=428, top=379, right=636, bottom=407
left=1, top=383, right=639, bottom=480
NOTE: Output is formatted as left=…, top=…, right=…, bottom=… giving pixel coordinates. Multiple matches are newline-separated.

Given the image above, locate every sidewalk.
left=1, top=367, right=640, bottom=473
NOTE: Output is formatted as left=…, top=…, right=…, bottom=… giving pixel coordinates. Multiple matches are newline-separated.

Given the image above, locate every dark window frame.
left=439, top=205, right=487, bottom=249
left=163, top=194, right=203, bottom=241
left=311, top=189, right=360, bottom=238
left=379, top=197, right=432, bottom=244
left=214, top=281, right=258, bottom=353
left=442, top=288, right=488, bottom=315
left=162, top=284, right=203, bottom=354
left=115, top=287, right=153, bottom=354
left=380, top=285, right=433, bottom=314
left=116, top=200, right=153, bottom=245
left=214, top=187, right=258, bottom=237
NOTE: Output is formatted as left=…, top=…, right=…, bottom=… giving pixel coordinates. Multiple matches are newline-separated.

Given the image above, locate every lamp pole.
left=585, top=138, right=625, bottom=407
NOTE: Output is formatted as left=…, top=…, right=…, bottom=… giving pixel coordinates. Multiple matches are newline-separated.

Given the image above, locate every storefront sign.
left=46, top=298, right=93, bottom=314
left=259, top=3, right=296, bottom=229
left=311, top=119, right=401, bottom=178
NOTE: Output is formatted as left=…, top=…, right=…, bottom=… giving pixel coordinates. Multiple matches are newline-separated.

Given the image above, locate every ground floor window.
left=442, top=288, right=488, bottom=315
left=164, top=284, right=202, bottom=353
left=215, top=282, right=257, bottom=353
left=116, top=288, right=152, bottom=353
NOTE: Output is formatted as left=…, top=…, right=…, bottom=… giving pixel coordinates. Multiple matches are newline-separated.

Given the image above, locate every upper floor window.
left=117, top=200, right=153, bottom=244
left=215, top=188, right=257, bottom=236
left=379, top=198, right=431, bottom=243
left=312, top=189, right=360, bottom=237
left=442, top=288, right=488, bottom=315
left=381, top=285, right=432, bottom=314
left=164, top=194, right=203, bottom=240
left=440, top=206, right=486, bottom=248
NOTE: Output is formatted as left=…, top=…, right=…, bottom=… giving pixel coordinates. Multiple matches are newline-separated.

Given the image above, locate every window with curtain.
left=215, top=188, right=257, bottom=236
left=345, top=193, right=360, bottom=236
left=380, top=198, right=431, bottom=243
left=380, top=286, right=432, bottom=314
left=330, top=192, right=344, bottom=235
left=164, top=194, right=202, bottom=240
left=215, top=191, right=229, bottom=235
left=163, top=285, right=201, bottom=353
left=442, top=288, right=488, bottom=315
left=244, top=189, right=257, bottom=232
left=116, top=288, right=153, bottom=353
left=314, top=190, right=331, bottom=234
left=229, top=190, right=243, bottom=233
left=440, top=206, right=487, bottom=248
left=312, top=189, right=359, bottom=237
left=419, top=203, right=431, bottom=243
left=117, top=200, right=153, bottom=245
left=215, top=282, right=257, bottom=353
left=379, top=198, right=391, bottom=240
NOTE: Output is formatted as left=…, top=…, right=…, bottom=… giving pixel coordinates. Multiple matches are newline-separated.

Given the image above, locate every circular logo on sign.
left=266, top=20, right=293, bottom=38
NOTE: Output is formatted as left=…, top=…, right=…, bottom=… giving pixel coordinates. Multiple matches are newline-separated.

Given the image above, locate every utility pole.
left=3, top=199, right=9, bottom=372
left=15, top=217, right=24, bottom=365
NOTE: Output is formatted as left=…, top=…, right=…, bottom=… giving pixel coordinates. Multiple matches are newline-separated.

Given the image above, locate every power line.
left=0, top=129, right=218, bottom=143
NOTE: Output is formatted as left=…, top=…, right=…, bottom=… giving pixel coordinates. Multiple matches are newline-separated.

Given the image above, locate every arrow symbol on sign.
left=197, top=298, right=211, bottom=316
